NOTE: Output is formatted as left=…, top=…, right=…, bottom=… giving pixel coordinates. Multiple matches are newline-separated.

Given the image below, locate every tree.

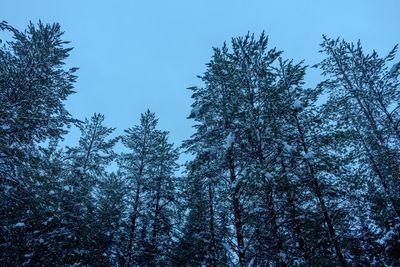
left=184, top=33, right=286, bottom=266
left=173, top=155, right=230, bottom=267
left=2, top=20, right=400, bottom=266
left=0, top=21, right=77, bottom=266
left=93, top=172, right=127, bottom=266
left=0, top=21, right=77, bottom=182
left=59, top=113, right=118, bottom=265
left=317, top=36, right=400, bottom=265
left=120, top=110, right=179, bottom=266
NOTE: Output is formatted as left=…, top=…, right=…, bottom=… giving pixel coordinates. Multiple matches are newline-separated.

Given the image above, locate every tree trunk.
left=126, top=184, right=140, bottom=267
left=352, top=119, right=400, bottom=219
left=151, top=175, right=162, bottom=246
left=229, top=157, right=246, bottom=267
left=294, top=116, right=347, bottom=267
left=208, top=181, right=217, bottom=267
left=288, top=193, right=305, bottom=252
left=312, top=178, right=347, bottom=267
left=282, top=158, right=305, bottom=256
left=266, top=183, right=283, bottom=264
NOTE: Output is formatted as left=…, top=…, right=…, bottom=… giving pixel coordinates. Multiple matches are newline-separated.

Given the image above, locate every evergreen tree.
left=93, top=172, right=127, bottom=266
left=173, top=156, right=230, bottom=266
left=120, top=110, right=179, bottom=266
left=59, top=113, right=118, bottom=265
left=0, top=21, right=77, bottom=266
left=2, top=20, right=400, bottom=266
left=317, top=36, right=400, bottom=265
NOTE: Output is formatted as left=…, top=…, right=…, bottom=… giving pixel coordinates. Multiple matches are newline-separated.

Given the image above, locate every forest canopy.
left=1, top=21, right=400, bottom=266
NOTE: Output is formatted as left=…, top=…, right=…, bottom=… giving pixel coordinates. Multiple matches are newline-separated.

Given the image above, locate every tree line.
left=1, top=21, right=399, bottom=266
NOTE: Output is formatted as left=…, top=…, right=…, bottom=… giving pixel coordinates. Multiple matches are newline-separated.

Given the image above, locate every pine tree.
left=184, top=33, right=286, bottom=266
left=0, top=21, right=77, bottom=266
left=145, top=131, right=179, bottom=266
left=3, top=20, right=400, bottom=266
left=93, top=172, right=127, bottom=266
left=120, top=110, right=160, bottom=266
left=317, top=36, right=400, bottom=265
left=173, top=155, right=229, bottom=266
left=60, top=113, right=118, bottom=265
left=120, top=110, right=179, bottom=266
left=0, top=21, right=77, bottom=182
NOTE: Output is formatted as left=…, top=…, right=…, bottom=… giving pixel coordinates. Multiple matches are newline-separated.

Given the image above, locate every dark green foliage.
left=1, top=22, right=399, bottom=266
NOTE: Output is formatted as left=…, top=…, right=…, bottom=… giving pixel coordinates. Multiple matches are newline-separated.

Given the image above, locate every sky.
left=2, top=1, right=400, bottom=160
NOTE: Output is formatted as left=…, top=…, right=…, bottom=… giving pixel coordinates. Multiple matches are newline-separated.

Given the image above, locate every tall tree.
left=0, top=21, right=77, bottom=266
left=120, top=110, right=179, bottom=266
left=60, top=113, right=118, bottom=265
left=184, top=33, right=285, bottom=266
left=120, top=110, right=160, bottom=266
left=317, top=36, right=400, bottom=265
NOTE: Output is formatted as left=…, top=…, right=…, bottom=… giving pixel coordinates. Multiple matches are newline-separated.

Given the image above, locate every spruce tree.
left=120, top=110, right=179, bottom=266
left=60, top=113, right=118, bottom=265
left=0, top=21, right=77, bottom=266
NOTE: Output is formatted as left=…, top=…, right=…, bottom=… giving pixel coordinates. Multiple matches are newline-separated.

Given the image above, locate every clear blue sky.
left=2, top=1, right=399, bottom=153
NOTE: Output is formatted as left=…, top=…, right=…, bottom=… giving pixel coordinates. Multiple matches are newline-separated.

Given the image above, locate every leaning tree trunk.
left=294, top=116, right=347, bottom=267
left=281, top=157, right=305, bottom=258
